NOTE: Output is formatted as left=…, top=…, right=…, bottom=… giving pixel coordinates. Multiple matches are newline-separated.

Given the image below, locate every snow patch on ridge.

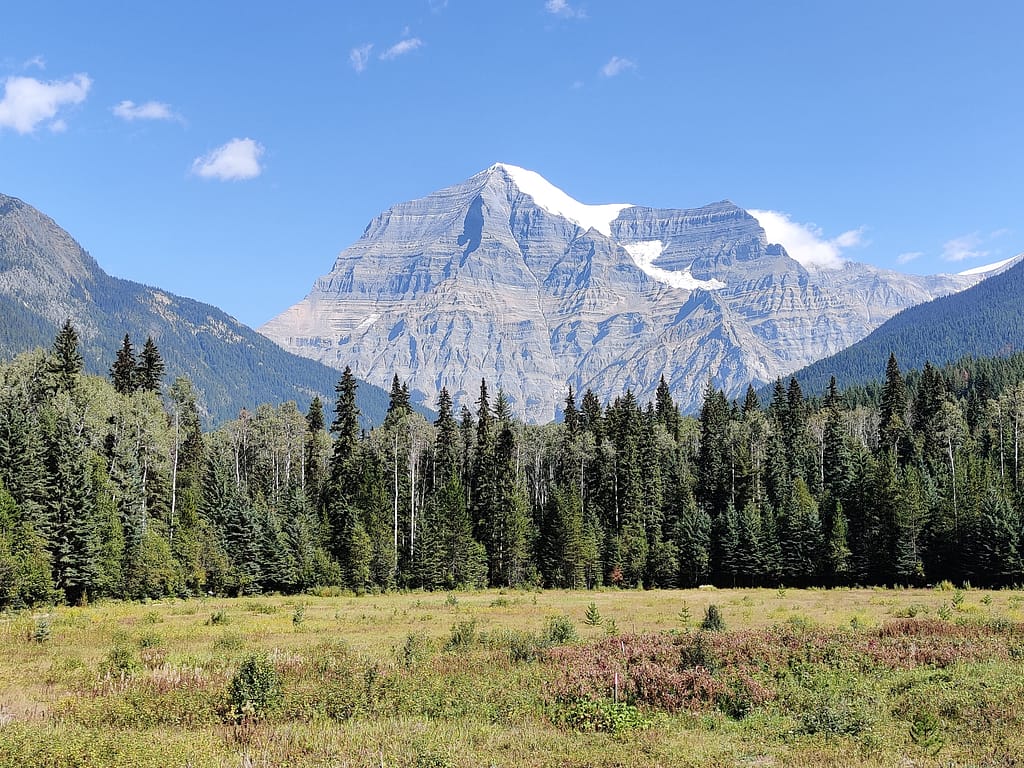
left=622, top=240, right=726, bottom=291
left=493, top=163, right=632, bottom=237
left=957, top=254, right=1022, bottom=276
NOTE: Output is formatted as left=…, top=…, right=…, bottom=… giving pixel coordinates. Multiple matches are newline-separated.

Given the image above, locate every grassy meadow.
left=2, top=586, right=1024, bottom=767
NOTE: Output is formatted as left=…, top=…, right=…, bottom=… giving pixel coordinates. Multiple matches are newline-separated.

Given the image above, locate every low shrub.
left=445, top=618, right=477, bottom=651
left=701, top=604, right=726, bottom=632
left=543, top=615, right=578, bottom=645
left=551, top=697, right=654, bottom=734
left=227, top=653, right=282, bottom=718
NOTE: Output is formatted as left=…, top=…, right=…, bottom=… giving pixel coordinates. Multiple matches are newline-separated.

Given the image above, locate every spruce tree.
left=136, top=337, right=165, bottom=394
left=44, top=402, right=99, bottom=604
left=110, top=334, right=138, bottom=394
left=878, top=352, right=910, bottom=460
left=50, top=319, right=83, bottom=393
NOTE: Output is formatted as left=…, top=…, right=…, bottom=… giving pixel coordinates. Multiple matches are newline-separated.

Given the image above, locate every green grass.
left=2, top=587, right=1023, bottom=766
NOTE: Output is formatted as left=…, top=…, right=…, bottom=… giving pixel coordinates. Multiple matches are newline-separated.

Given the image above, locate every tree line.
left=2, top=321, right=1024, bottom=607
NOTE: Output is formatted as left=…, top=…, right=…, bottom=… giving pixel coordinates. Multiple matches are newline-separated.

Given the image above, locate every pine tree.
left=879, top=352, right=910, bottom=460
left=654, top=375, right=681, bottom=438
left=563, top=386, right=580, bottom=439
left=433, top=388, right=460, bottom=488
left=697, top=382, right=732, bottom=516
left=110, top=334, right=138, bottom=394
left=675, top=491, right=711, bottom=587
left=136, top=337, right=165, bottom=394
left=49, top=319, right=83, bottom=393
left=826, top=500, right=851, bottom=585
left=44, top=401, right=99, bottom=604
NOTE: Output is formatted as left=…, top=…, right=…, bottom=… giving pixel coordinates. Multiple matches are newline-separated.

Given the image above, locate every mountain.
left=0, top=192, right=398, bottom=425
left=776, top=253, right=1024, bottom=397
left=260, top=164, right=989, bottom=421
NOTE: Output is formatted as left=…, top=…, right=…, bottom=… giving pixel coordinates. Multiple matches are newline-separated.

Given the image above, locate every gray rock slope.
left=261, top=164, right=983, bottom=421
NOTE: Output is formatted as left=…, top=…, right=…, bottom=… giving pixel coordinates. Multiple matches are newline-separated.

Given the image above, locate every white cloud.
left=897, top=251, right=924, bottom=265
left=113, top=99, right=179, bottom=122
left=350, top=44, right=373, bottom=73
left=601, top=56, right=636, bottom=77
left=0, top=73, right=91, bottom=134
left=749, top=209, right=865, bottom=269
left=380, top=37, right=423, bottom=60
left=191, top=138, right=264, bottom=181
left=23, top=56, right=46, bottom=70
left=546, top=0, right=586, bottom=18
left=942, top=233, right=987, bottom=263
left=49, top=118, right=67, bottom=134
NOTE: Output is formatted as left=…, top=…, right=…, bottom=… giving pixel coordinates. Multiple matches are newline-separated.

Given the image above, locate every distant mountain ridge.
left=261, top=163, right=988, bottom=421
left=777, top=253, right=1024, bottom=397
left=0, top=193, right=399, bottom=425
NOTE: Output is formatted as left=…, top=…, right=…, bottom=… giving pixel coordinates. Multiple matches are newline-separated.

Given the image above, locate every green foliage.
left=542, top=614, right=578, bottom=645
left=909, top=710, right=945, bottom=755
left=445, top=618, right=477, bottom=651
left=552, top=698, right=655, bottom=734
left=227, top=653, right=282, bottom=717
left=700, top=604, right=726, bottom=632
left=583, top=602, right=602, bottom=626
left=206, top=610, right=230, bottom=626
left=30, top=614, right=52, bottom=643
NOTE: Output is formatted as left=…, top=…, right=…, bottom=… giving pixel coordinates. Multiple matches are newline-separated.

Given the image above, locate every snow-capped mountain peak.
left=491, top=162, right=632, bottom=237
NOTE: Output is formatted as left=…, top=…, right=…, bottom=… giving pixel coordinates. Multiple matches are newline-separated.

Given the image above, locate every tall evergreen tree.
left=49, top=319, right=83, bottom=393
left=136, top=337, right=165, bottom=393
left=110, top=334, right=138, bottom=394
left=879, top=352, right=911, bottom=460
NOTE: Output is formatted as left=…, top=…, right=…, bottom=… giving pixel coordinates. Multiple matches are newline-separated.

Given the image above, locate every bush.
left=30, top=614, right=52, bottom=643
left=227, top=653, right=282, bottom=718
left=206, top=610, right=230, bottom=626
left=100, top=641, right=139, bottom=676
left=445, top=618, right=477, bottom=651
left=552, top=697, right=654, bottom=734
left=701, top=604, right=726, bottom=632
left=543, top=615, right=578, bottom=645
left=397, top=632, right=434, bottom=667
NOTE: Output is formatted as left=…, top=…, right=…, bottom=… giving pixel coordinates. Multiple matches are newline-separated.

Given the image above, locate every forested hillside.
left=785, top=256, right=1024, bottom=396
left=0, top=192, right=399, bottom=425
left=3, top=323, right=1024, bottom=608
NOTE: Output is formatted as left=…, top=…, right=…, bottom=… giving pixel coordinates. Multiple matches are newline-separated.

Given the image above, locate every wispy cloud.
left=23, top=55, right=46, bottom=71
left=601, top=56, right=636, bottom=78
left=897, top=251, right=924, bottom=265
left=546, top=0, right=586, bottom=19
left=428, top=0, right=448, bottom=12
left=350, top=44, right=373, bottom=73
left=191, top=138, right=264, bottom=181
left=942, top=233, right=987, bottom=262
left=0, top=73, right=91, bottom=134
left=113, top=99, right=180, bottom=122
left=749, top=209, right=865, bottom=269
left=380, top=37, right=423, bottom=60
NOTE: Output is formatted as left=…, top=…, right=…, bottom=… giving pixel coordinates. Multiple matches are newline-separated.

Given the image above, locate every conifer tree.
left=879, top=352, right=911, bottom=460
left=136, top=336, right=165, bottom=393
left=50, top=319, right=83, bottom=393
left=110, top=334, right=138, bottom=394
left=563, top=386, right=580, bottom=439
left=44, top=402, right=99, bottom=603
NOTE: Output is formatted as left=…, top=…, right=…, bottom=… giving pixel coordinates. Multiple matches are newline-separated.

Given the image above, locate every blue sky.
left=2, top=1, right=1021, bottom=327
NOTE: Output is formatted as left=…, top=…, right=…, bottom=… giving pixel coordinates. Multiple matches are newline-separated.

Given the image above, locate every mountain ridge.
left=0, top=192, right=402, bottom=425
left=261, top=164, right=986, bottom=421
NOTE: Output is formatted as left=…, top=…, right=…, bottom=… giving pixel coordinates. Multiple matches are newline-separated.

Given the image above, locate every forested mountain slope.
left=782, top=255, right=1024, bottom=397
left=0, top=193, right=398, bottom=424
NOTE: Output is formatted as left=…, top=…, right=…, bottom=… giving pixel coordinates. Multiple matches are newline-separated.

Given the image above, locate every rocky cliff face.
left=260, top=164, right=983, bottom=421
